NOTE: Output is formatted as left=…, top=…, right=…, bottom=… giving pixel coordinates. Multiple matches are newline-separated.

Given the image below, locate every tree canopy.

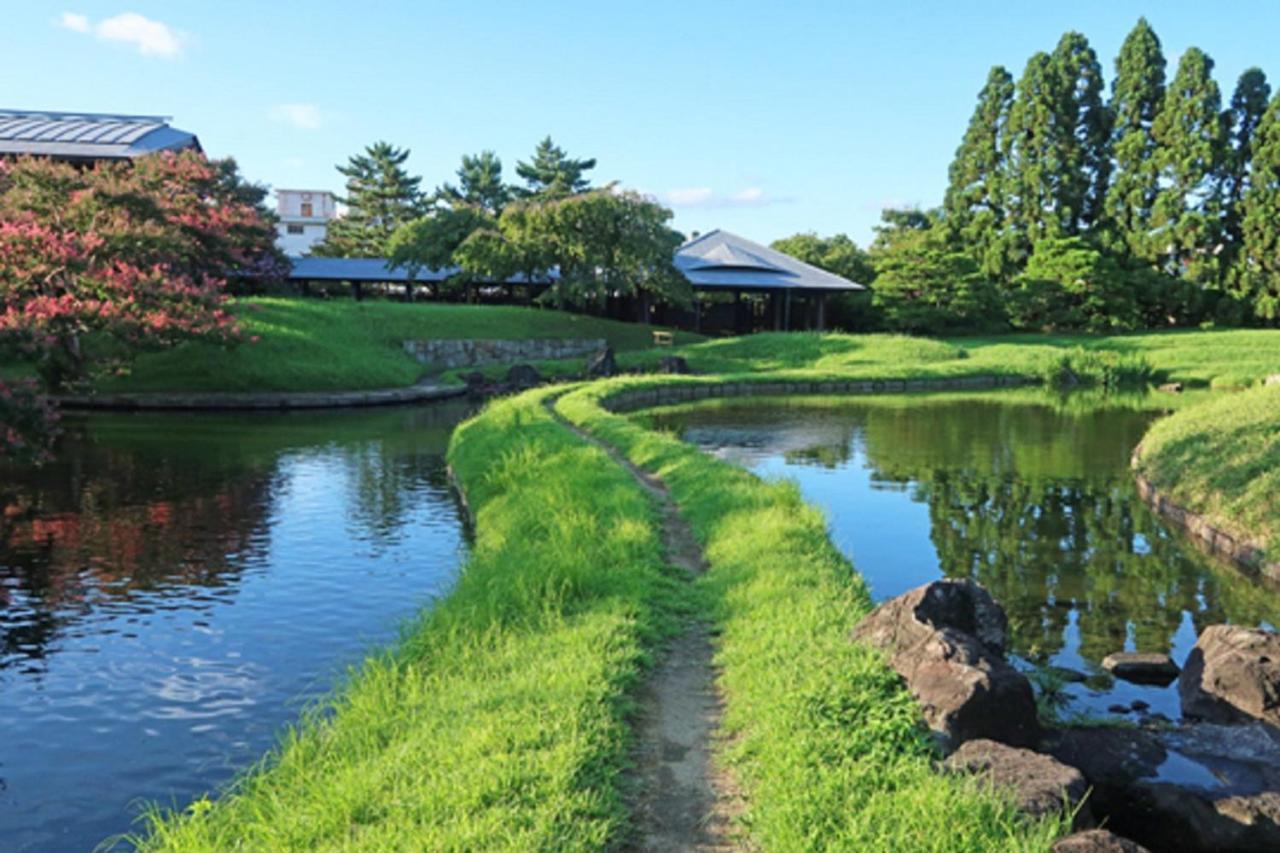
left=315, top=141, right=423, bottom=257
left=514, top=137, right=596, bottom=199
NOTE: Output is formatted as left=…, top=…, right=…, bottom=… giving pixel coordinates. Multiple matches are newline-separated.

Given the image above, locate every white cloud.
left=57, top=12, right=90, bottom=33
left=55, top=11, right=186, bottom=58
left=661, top=186, right=790, bottom=209
left=270, top=103, right=323, bottom=130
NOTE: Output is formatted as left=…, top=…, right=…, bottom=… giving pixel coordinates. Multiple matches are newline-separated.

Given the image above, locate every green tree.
left=1102, top=18, right=1167, bottom=259
left=1009, top=238, right=1142, bottom=332
left=870, top=224, right=1001, bottom=334
left=388, top=206, right=495, bottom=288
left=1004, top=52, right=1065, bottom=251
left=943, top=66, right=1017, bottom=278
left=314, top=142, right=423, bottom=257
left=514, top=136, right=596, bottom=199
left=435, top=150, right=509, bottom=216
left=1051, top=32, right=1111, bottom=232
left=1150, top=48, right=1226, bottom=284
left=772, top=232, right=878, bottom=331
left=1221, top=69, right=1271, bottom=271
left=1238, top=90, right=1280, bottom=321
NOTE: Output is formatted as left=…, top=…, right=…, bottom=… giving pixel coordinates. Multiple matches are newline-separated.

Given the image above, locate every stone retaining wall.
left=1131, top=447, right=1279, bottom=583
left=56, top=382, right=467, bottom=412
left=404, top=338, right=606, bottom=369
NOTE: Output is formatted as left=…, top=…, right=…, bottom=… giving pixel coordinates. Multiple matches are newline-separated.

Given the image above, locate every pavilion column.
left=817, top=294, right=827, bottom=330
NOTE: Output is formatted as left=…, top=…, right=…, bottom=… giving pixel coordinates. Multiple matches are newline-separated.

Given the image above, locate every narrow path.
left=544, top=396, right=742, bottom=852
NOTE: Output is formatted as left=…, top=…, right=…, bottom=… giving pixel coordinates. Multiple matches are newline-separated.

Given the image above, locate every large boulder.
left=585, top=346, right=617, bottom=378
left=1052, top=830, right=1149, bottom=852
left=943, top=739, right=1091, bottom=826
left=851, top=580, right=1039, bottom=749
left=658, top=355, right=690, bottom=375
left=1180, top=624, right=1280, bottom=727
left=505, top=363, right=541, bottom=389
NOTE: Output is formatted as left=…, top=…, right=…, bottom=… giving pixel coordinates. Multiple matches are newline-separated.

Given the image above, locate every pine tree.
left=316, top=142, right=424, bottom=257
left=1238, top=91, right=1280, bottom=320
left=943, top=66, right=1015, bottom=277
left=514, top=137, right=596, bottom=198
left=1150, top=48, right=1226, bottom=282
left=1102, top=18, right=1166, bottom=259
left=435, top=150, right=509, bottom=215
left=1051, top=32, right=1111, bottom=232
left=1221, top=69, right=1271, bottom=263
left=1004, top=52, right=1065, bottom=251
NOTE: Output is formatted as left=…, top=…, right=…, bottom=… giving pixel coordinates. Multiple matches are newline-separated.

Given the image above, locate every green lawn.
left=90, top=299, right=700, bottom=394
left=1136, top=383, right=1280, bottom=556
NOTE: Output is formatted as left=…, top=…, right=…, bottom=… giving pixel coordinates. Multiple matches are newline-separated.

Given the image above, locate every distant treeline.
left=775, top=18, right=1280, bottom=334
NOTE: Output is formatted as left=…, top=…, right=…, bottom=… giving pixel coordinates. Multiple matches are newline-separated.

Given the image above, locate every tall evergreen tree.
left=315, top=142, right=423, bottom=257
left=1051, top=32, right=1111, bottom=232
left=435, top=150, right=509, bottom=215
left=514, top=137, right=596, bottom=198
left=1150, top=47, right=1227, bottom=282
left=1102, top=18, right=1167, bottom=259
left=1238, top=90, right=1280, bottom=321
left=1004, top=52, right=1065, bottom=250
left=1221, top=68, right=1271, bottom=264
left=943, top=66, right=1016, bottom=277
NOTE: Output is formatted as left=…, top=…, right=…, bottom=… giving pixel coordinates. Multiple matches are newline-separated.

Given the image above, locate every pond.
left=646, top=391, right=1280, bottom=721
left=0, top=403, right=472, bottom=852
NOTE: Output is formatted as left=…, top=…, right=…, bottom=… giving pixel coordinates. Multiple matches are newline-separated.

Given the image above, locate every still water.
left=647, top=392, right=1280, bottom=720
left=0, top=403, right=472, bottom=851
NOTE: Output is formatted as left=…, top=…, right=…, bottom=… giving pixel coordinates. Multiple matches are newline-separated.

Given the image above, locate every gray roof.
left=288, top=255, right=550, bottom=285
left=0, top=110, right=201, bottom=160
left=675, top=229, right=864, bottom=291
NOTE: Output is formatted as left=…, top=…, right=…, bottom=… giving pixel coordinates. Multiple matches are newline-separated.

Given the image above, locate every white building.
left=275, top=189, right=336, bottom=255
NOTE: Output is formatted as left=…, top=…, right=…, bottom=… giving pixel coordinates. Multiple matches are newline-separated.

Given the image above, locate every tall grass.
left=556, top=377, right=1067, bottom=850
left=132, top=388, right=685, bottom=850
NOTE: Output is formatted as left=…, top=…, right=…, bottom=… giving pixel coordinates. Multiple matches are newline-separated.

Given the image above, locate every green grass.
left=556, top=377, right=1067, bottom=850
left=132, top=387, right=686, bottom=850
left=89, top=299, right=700, bottom=394
left=1136, top=383, right=1280, bottom=557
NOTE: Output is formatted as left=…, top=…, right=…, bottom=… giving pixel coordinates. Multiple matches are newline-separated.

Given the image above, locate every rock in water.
left=944, top=739, right=1091, bottom=826
left=1180, top=624, right=1280, bottom=727
left=1101, top=651, right=1180, bottom=685
left=1052, top=830, right=1149, bottom=852
left=505, top=364, right=541, bottom=389
left=851, top=579, right=1039, bottom=749
left=585, top=346, right=617, bottom=378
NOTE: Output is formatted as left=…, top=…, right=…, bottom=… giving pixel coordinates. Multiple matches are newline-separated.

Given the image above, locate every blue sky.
left=6, top=2, right=1277, bottom=245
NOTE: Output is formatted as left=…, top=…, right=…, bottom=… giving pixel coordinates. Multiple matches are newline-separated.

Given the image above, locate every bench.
left=652, top=330, right=674, bottom=347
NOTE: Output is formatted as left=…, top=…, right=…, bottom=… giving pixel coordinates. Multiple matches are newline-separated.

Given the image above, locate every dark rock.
left=658, top=355, right=690, bottom=375
left=944, top=739, right=1091, bottom=826
left=1044, top=726, right=1166, bottom=790
left=1101, top=651, right=1180, bottom=685
left=1108, top=704, right=1132, bottom=714
left=505, top=363, right=541, bottom=389
left=585, top=346, right=617, bottom=378
left=1130, top=700, right=1150, bottom=712
left=1180, top=624, right=1280, bottom=727
left=852, top=580, right=1039, bottom=749
left=462, top=371, right=488, bottom=391
left=1044, top=665, right=1089, bottom=683
left=1124, top=783, right=1280, bottom=853
left=1052, top=829, right=1149, bottom=852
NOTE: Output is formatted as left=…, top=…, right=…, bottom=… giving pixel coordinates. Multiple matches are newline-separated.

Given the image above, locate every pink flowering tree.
left=0, top=152, right=286, bottom=458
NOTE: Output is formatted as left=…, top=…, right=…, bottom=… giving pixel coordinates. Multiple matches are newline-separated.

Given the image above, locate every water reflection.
left=0, top=402, right=471, bottom=851
left=648, top=393, right=1280, bottom=716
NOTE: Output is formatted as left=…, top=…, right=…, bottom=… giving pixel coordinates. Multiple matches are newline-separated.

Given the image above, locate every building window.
left=287, top=224, right=305, bottom=234
left=300, top=202, right=313, bottom=217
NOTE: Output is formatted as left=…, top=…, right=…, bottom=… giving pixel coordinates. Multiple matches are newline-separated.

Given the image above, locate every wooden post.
left=784, top=288, right=792, bottom=331
left=353, top=281, right=364, bottom=301
left=817, top=294, right=827, bottom=330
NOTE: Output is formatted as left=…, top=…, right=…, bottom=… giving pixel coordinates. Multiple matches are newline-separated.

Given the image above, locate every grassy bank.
left=1136, top=383, right=1280, bottom=558
left=134, top=387, right=685, bottom=849
left=556, top=378, right=1066, bottom=849
left=89, top=299, right=698, bottom=394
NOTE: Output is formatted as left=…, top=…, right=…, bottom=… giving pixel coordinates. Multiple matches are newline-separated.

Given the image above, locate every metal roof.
left=288, top=256, right=550, bottom=285
left=0, top=110, right=201, bottom=160
left=675, top=229, right=864, bottom=291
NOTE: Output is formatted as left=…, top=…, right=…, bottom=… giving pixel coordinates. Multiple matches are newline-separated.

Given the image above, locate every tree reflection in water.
left=650, top=392, right=1280, bottom=672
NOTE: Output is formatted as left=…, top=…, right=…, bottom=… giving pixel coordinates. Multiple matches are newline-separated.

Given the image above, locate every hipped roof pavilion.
left=0, top=110, right=201, bottom=161
left=674, top=229, right=863, bottom=294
